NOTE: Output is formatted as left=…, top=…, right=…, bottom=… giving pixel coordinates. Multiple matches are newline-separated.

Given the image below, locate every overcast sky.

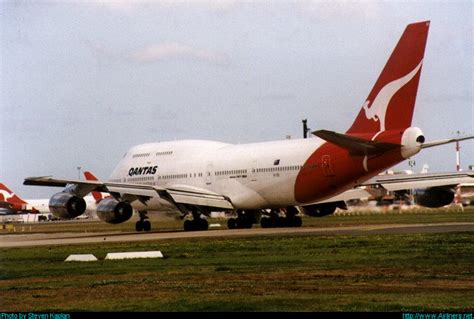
left=1, top=1, right=472, bottom=198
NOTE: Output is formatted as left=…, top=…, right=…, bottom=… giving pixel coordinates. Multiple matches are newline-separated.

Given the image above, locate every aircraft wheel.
left=227, top=218, right=237, bottom=229
left=199, top=218, right=209, bottom=231
left=143, top=220, right=151, bottom=232
left=277, top=216, right=286, bottom=227
left=135, top=221, right=144, bottom=232
left=244, top=219, right=253, bottom=228
left=260, top=217, right=271, bottom=228
left=293, top=216, right=302, bottom=227
left=268, top=217, right=278, bottom=228
left=235, top=218, right=243, bottom=229
left=184, top=220, right=194, bottom=231
left=236, top=218, right=250, bottom=229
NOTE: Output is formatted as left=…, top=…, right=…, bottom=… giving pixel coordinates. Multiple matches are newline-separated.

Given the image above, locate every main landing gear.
left=226, top=208, right=302, bottom=230
left=135, top=211, right=151, bottom=232
left=183, top=209, right=209, bottom=231
left=260, top=207, right=302, bottom=228
left=227, top=210, right=257, bottom=229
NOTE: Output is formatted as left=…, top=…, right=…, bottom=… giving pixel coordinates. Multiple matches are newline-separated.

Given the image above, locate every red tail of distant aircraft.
left=0, top=183, right=30, bottom=212
left=24, top=21, right=474, bottom=232
left=83, top=171, right=106, bottom=203
left=0, top=183, right=43, bottom=213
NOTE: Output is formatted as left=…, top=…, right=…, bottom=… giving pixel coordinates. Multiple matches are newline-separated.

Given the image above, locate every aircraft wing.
left=361, top=171, right=474, bottom=191
left=315, top=171, right=474, bottom=204
left=23, top=176, right=234, bottom=211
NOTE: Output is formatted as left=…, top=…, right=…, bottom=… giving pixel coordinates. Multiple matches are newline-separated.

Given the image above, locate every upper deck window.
left=156, top=151, right=173, bottom=156
left=132, top=153, right=151, bottom=158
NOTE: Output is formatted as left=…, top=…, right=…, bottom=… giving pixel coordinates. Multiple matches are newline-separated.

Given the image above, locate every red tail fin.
left=347, top=21, right=430, bottom=135
left=0, top=183, right=28, bottom=206
left=83, top=171, right=104, bottom=203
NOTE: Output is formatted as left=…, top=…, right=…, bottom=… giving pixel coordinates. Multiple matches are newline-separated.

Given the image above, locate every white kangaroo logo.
left=362, top=60, right=423, bottom=133
left=0, top=189, right=15, bottom=201
left=361, top=60, right=423, bottom=173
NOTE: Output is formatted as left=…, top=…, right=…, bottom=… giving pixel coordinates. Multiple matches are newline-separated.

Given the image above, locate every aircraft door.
left=322, top=155, right=335, bottom=177
left=205, top=164, right=213, bottom=185
left=249, top=160, right=257, bottom=182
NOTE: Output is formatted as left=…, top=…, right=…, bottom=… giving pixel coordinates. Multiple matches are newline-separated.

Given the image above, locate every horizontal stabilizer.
left=421, top=135, right=474, bottom=149
left=312, top=130, right=401, bottom=156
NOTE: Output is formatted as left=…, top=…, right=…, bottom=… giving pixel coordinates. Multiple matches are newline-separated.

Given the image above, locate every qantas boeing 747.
left=24, top=21, right=473, bottom=231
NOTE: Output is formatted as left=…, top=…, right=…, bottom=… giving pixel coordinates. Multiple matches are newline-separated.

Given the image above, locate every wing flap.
left=167, top=190, right=233, bottom=209
left=106, top=186, right=158, bottom=198
left=166, top=184, right=234, bottom=209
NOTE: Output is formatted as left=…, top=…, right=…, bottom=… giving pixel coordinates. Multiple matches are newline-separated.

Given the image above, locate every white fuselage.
left=108, top=138, right=324, bottom=211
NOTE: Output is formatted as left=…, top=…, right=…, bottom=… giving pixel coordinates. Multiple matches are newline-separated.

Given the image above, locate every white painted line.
left=105, top=251, right=164, bottom=260
left=65, top=254, right=98, bottom=262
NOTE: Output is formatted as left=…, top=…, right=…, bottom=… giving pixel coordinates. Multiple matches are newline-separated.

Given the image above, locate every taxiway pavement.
left=1, top=222, right=473, bottom=248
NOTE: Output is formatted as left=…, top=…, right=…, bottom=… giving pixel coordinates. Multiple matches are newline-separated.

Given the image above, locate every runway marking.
left=1, top=222, right=473, bottom=248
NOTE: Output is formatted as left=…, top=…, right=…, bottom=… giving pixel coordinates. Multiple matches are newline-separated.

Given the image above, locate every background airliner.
left=24, top=21, right=473, bottom=232
left=0, top=182, right=99, bottom=217
left=0, top=183, right=47, bottom=214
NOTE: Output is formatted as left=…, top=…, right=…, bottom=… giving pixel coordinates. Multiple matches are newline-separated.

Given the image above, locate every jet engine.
left=414, top=187, right=455, bottom=208
left=96, top=198, right=133, bottom=224
left=299, top=201, right=346, bottom=217
left=49, top=192, right=86, bottom=219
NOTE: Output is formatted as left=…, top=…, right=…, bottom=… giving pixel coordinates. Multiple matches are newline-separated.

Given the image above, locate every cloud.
left=129, top=42, right=230, bottom=66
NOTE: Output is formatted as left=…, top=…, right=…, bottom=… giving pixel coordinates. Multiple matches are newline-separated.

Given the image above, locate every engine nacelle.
left=49, top=192, right=87, bottom=219
left=414, top=187, right=455, bottom=208
left=401, top=127, right=425, bottom=159
left=299, top=201, right=346, bottom=217
left=96, top=198, right=133, bottom=224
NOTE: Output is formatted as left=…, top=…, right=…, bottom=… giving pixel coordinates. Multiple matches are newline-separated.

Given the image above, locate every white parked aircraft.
left=24, top=21, right=473, bottom=231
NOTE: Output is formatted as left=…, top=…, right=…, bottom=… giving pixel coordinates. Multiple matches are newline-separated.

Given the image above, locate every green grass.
left=1, top=230, right=473, bottom=311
